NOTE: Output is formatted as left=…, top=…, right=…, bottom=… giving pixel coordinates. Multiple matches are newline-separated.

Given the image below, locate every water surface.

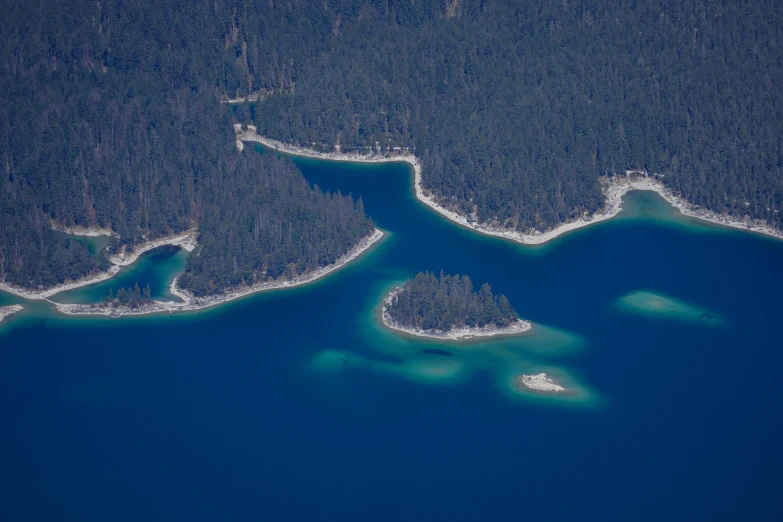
left=1, top=150, right=782, bottom=521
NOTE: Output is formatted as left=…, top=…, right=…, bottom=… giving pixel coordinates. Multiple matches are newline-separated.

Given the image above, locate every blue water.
left=1, top=149, right=782, bottom=521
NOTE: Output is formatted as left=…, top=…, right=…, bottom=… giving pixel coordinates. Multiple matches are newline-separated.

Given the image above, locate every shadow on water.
left=421, top=349, right=454, bottom=357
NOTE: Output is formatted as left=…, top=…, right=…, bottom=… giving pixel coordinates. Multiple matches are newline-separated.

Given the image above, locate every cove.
left=0, top=146, right=782, bottom=521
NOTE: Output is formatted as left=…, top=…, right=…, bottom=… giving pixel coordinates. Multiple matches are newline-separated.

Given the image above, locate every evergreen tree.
left=386, top=271, right=519, bottom=331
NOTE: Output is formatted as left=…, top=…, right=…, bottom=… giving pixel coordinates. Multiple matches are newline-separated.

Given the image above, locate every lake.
left=1, top=145, right=782, bottom=521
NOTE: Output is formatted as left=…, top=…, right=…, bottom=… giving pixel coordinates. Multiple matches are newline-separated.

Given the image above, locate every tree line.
left=386, top=271, right=519, bottom=332
left=105, top=282, right=152, bottom=309
left=239, top=0, right=782, bottom=232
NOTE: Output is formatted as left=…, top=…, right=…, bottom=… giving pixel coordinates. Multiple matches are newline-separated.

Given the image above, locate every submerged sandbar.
left=614, top=290, right=723, bottom=326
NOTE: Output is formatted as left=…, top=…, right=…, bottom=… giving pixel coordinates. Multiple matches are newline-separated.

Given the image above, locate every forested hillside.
left=179, top=153, right=373, bottom=296
left=385, top=272, right=519, bottom=332
left=0, top=0, right=373, bottom=291
left=237, top=0, right=783, bottom=232
left=2, top=0, right=781, bottom=290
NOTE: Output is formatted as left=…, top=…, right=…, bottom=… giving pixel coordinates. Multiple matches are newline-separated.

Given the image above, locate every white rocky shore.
left=238, top=128, right=783, bottom=244
left=381, top=287, right=531, bottom=341
left=108, top=230, right=197, bottom=266
left=0, top=304, right=23, bottom=325
left=52, top=228, right=383, bottom=318
left=238, top=125, right=423, bottom=175
left=515, top=373, right=566, bottom=393
left=0, top=266, right=123, bottom=300
left=51, top=223, right=117, bottom=237
left=0, top=230, right=198, bottom=301
left=221, top=91, right=270, bottom=104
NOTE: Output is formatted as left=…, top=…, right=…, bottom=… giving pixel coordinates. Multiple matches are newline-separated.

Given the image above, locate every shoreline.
left=52, top=228, right=384, bottom=318
left=52, top=224, right=117, bottom=237
left=239, top=129, right=783, bottom=244
left=380, top=286, right=532, bottom=341
left=0, top=230, right=198, bottom=300
left=0, top=304, right=23, bottom=325
left=513, top=372, right=567, bottom=393
left=108, top=230, right=197, bottom=266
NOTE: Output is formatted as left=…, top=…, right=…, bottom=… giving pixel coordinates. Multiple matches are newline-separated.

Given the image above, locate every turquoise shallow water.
left=51, top=245, right=189, bottom=305
left=1, top=148, right=782, bottom=521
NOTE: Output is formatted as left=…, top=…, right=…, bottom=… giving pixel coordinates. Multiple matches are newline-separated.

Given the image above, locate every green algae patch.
left=614, top=290, right=724, bottom=326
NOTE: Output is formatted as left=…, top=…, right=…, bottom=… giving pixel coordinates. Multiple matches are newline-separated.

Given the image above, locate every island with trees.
left=381, top=272, right=530, bottom=340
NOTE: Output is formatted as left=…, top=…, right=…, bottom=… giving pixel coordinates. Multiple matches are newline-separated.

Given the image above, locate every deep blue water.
left=1, top=149, right=782, bottom=521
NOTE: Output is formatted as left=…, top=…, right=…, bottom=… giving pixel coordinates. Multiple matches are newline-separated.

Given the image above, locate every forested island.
left=382, top=272, right=530, bottom=340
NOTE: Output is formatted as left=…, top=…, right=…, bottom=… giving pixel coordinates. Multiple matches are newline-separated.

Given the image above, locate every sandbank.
left=399, top=357, right=468, bottom=384
left=52, top=228, right=383, bottom=318
left=514, top=372, right=566, bottom=393
left=0, top=304, right=23, bottom=325
left=614, top=290, right=724, bottom=326
left=380, top=286, right=532, bottom=341
left=307, top=349, right=470, bottom=385
left=238, top=128, right=783, bottom=244
left=499, top=366, right=600, bottom=406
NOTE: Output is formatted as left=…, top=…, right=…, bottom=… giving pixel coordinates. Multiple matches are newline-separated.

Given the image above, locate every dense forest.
left=178, top=153, right=373, bottom=296
left=2, top=0, right=781, bottom=291
left=104, top=282, right=152, bottom=309
left=386, top=272, right=519, bottom=332
left=238, top=0, right=783, bottom=232
left=0, top=0, right=373, bottom=292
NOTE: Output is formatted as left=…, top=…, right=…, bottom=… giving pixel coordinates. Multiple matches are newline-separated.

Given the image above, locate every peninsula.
left=381, top=271, right=530, bottom=341
left=238, top=128, right=783, bottom=245
left=0, top=304, right=23, bottom=326
left=1, top=149, right=379, bottom=316
left=53, top=229, right=383, bottom=318
left=0, top=230, right=197, bottom=301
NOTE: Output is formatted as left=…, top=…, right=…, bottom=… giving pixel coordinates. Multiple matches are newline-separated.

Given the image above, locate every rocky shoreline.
left=0, top=304, right=23, bottom=325
left=51, top=223, right=117, bottom=237
left=238, top=128, right=783, bottom=244
left=108, top=231, right=197, bottom=266
left=380, top=287, right=532, bottom=341
left=52, top=228, right=383, bottom=318
left=0, top=230, right=198, bottom=300
left=514, top=372, right=566, bottom=393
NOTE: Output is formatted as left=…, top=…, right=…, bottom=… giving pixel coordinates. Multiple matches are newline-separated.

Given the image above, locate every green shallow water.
left=1, top=148, right=783, bottom=520
left=51, top=245, right=189, bottom=304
